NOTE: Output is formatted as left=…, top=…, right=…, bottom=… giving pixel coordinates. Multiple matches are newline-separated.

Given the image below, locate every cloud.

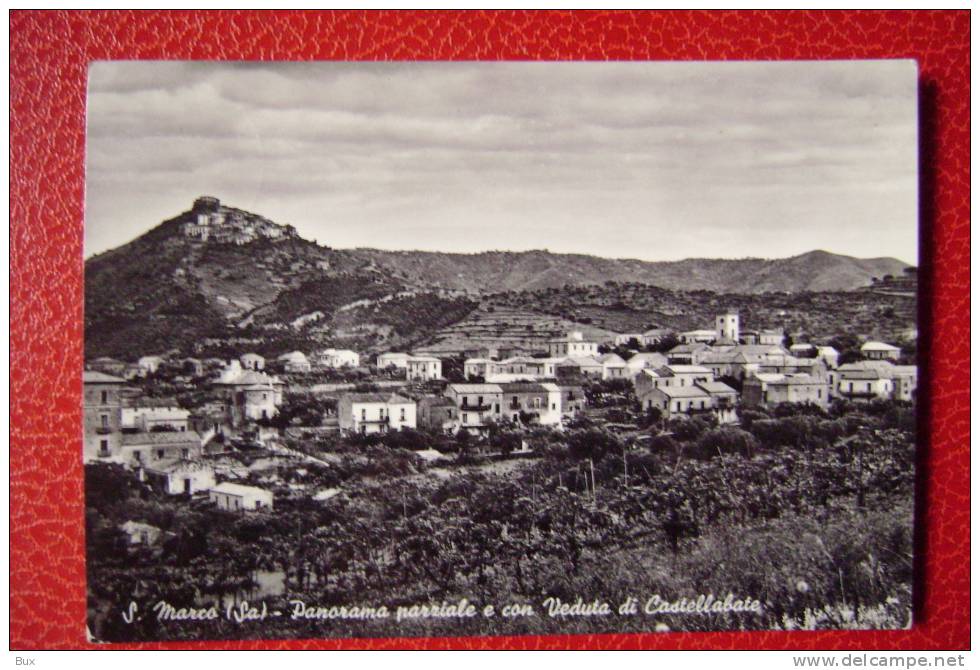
left=84, top=60, right=919, bottom=264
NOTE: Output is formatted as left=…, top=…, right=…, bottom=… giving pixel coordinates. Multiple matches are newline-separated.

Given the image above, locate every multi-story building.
left=121, top=397, right=190, bottom=432
left=464, top=358, right=493, bottom=380
left=337, top=393, right=417, bottom=435
left=277, top=351, right=311, bottom=373
left=836, top=367, right=895, bottom=402
left=556, top=356, right=604, bottom=379
left=634, top=365, right=715, bottom=396
left=598, top=353, right=628, bottom=380
left=119, top=430, right=203, bottom=468
left=212, top=362, right=286, bottom=426
left=377, top=352, right=411, bottom=370
left=83, top=371, right=128, bottom=462
left=498, top=382, right=562, bottom=426
left=638, top=380, right=738, bottom=424
left=417, top=396, right=458, bottom=433
left=861, top=341, right=902, bottom=361
left=445, top=383, right=504, bottom=435
left=407, top=355, right=442, bottom=381
left=679, top=329, right=717, bottom=344
left=666, top=343, right=712, bottom=365
left=742, top=373, right=829, bottom=409
left=548, top=331, right=599, bottom=358
left=318, top=348, right=360, bottom=368
left=625, top=352, right=669, bottom=377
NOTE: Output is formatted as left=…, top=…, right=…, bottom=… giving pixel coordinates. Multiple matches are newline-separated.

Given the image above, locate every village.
left=84, top=307, right=916, bottom=539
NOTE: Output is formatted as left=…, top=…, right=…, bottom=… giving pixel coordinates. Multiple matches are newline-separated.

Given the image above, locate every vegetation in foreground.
left=87, top=399, right=915, bottom=641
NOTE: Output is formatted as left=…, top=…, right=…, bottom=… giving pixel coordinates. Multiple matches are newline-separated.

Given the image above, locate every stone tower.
left=715, top=310, right=739, bottom=342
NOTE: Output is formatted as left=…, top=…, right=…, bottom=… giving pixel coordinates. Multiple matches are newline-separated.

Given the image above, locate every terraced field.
left=421, top=306, right=617, bottom=355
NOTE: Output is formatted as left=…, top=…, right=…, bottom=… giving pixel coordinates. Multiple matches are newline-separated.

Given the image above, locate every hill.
left=348, top=248, right=911, bottom=294
left=85, top=198, right=914, bottom=360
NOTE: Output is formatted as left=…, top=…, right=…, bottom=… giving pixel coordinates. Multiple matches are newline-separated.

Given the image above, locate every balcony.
left=359, top=417, right=390, bottom=425
left=95, top=426, right=113, bottom=435
left=460, top=402, right=494, bottom=412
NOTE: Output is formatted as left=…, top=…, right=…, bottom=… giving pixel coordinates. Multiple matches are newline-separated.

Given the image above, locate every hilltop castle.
left=180, top=196, right=298, bottom=245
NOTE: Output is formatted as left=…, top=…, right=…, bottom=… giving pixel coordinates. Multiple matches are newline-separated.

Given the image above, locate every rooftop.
left=83, top=370, right=127, bottom=384
left=448, top=383, right=504, bottom=393
left=121, top=430, right=202, bottom=446
left=210, top=482, right=271, bottom=497
left=861, top=341, right=901, bottom=352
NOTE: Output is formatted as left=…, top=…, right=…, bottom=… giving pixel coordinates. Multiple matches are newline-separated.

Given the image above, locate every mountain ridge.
left=84, top=198, right=914, bottom=359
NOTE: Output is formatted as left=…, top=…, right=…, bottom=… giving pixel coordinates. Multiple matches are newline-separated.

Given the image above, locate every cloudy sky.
left=85, top=60, right=918, bottom=263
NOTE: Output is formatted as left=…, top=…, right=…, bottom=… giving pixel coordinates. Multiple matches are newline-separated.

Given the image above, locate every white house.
left=638, top=380, right=738, bottom=424
left=240, top=353, right=265, bottom=371
left=837, top=367, right=895, bottom=401
left=445, top=383, right=504, bottom=435
left=278, top=351, right=311, bottom=373
left=318, top=348, right=360, bottom=368
left=625, top=352, right=669, bottom=376
left=407, top=356, right=442, bottom=381
left=137, top=355, right=165, bottom=376
left=209, top=482, right=274, bottom=512
left=548, top=331, right=599, bottom=358
left=464, top=358, right=493, bottom=379
left=614, top=333, right=645, bottom=346
left=816, top=345, right=840, bottom=368
left=119, top=521, right=162, bottom=547
left=212, top=364, right=285, bottom=426
left=337, top=393, right=417, bottom=434
left=861, top=341, right=901, bottom=361
left=679, top=329, right=717, bottom=344
left=120, top=399, right=190, bottom=432
left=597, top=353, right=628, bottom=380
left=143, top=459, right=216, bottom=495
left=376, top=352, right=411, bottom=370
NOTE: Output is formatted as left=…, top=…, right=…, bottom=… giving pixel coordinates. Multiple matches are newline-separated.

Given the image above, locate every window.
left=100, top=391, right=108, bottom=404
left=99, top=440, right=109, bottom=456
left=182, top=448, right=189, bottom=458
left=100, top=414, right=109, bottom=428
left=463, top=412, right=469, bottom=424
left=156, top=449, right=164, bottom=459
left=400, top=408, right=406, bottom=421
left=134, top=451, right=142, bottom=462
left=361, top=408, right=366, bottom=420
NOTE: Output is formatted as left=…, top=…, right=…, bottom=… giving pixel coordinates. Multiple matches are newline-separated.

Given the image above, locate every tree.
left=566, top=427, right=623, bottom=462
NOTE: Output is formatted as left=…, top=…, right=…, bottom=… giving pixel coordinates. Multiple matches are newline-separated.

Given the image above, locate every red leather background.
left=9, top=10, right=970, bottom=650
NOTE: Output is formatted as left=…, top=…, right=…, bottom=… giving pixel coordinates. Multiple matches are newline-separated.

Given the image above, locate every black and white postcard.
left=83, top=61, right=919, bottom=641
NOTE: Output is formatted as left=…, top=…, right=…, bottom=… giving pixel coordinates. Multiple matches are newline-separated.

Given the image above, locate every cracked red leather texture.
left=9, top=10, right=970, bottom=650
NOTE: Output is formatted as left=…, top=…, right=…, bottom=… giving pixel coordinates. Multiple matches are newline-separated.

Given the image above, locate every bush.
left=689, top=427, right=760, bottom=459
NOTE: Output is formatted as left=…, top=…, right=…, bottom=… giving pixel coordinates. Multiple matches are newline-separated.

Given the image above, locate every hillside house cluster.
left=83, top=366, right=276, bottom=514
left=181, top=196, right=297, bottom=246
left=617, top=310, right=915, bottom=420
